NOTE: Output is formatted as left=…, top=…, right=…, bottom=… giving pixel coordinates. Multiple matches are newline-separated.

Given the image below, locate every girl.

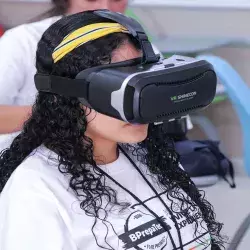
left=0, top=11, right=223, bottom=250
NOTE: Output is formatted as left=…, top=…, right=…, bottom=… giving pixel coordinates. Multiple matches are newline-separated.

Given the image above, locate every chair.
left=190, top=79, right=228, bottom=153
left=196, top=55, right=250, bottom=176
left=227, top=213, right=250, bottom=250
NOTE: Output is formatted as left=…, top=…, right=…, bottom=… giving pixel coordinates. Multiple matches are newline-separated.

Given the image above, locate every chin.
left=122, top=131, right=148, bottom=144
left=115, top=124, right=148, bottom=144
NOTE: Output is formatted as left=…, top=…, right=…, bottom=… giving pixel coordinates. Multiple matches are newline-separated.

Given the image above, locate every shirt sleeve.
left=0, top=28, right=28, bottom=104
left=0, top=169, right=77, bottom=250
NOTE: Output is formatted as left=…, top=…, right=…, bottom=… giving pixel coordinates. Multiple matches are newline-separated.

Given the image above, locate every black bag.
left=174, top=140, right=236, bottom=188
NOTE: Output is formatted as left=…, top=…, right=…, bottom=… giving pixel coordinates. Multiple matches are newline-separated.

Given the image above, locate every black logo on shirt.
left=118, top=210, right=171, bottom=250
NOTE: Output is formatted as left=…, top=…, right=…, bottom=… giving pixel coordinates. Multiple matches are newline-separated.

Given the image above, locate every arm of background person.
left=0, top=105, right=32, bottom=134
left=0, top=27, right=32, bottom=134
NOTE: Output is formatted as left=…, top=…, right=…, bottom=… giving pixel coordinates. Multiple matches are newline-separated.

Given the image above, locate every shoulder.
left=0, top=146, right=77, bottom=250
left=0, top=146, right=68, bottom=202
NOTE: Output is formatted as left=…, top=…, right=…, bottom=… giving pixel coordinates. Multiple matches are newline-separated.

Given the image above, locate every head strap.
left=94, top=9, right=159, bottom=64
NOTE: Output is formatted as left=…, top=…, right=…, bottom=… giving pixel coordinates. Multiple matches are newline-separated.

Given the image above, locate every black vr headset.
left=35, top=10, right=217, bottom=124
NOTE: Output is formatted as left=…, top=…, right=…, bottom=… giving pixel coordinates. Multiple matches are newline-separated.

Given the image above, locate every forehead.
left=111, top=42, right=142, bottom=63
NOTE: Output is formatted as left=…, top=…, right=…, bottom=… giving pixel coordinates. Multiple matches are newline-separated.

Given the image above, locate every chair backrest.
left=227, top=213, right=250, bottom=250
left=196, top=55, right=250, bottom=176
left=196, top=55, right=250, bottom=119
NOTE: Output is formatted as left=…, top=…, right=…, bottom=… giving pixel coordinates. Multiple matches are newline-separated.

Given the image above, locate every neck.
left=92, top=138, right=118, bottom=165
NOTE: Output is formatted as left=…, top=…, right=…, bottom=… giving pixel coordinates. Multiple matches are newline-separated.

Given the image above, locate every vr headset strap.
left=34, top=74, right=88, bottom=99
left=94, top=9, right=159, bottom=64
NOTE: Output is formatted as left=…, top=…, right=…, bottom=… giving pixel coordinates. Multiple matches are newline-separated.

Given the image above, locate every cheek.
left=86, top=111, right=148, bottom=143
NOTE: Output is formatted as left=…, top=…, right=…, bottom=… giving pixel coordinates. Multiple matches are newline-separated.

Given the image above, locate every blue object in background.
left=197, top=55, right=250, bottom=176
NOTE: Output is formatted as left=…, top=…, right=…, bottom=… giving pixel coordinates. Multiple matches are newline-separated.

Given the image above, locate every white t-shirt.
left=0, top=146, right=211, bottom=250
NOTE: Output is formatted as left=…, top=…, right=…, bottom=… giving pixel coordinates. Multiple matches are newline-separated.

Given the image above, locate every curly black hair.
left=0, top=12, right=225, bottom=250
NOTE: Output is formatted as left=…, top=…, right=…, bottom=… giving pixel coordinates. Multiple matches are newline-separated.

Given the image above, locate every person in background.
left=0, top=0, right=137, bottom=136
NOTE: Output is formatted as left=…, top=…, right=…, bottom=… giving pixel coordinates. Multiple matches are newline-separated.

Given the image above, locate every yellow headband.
left=52, top=22, right=129, bottom=63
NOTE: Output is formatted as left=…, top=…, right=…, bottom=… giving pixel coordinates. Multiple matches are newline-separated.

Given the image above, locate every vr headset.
left=35, top=10, right=217, bottom=124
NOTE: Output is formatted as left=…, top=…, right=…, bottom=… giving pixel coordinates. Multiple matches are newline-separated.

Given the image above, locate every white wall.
left=0, top=1, right=51, bottom=28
